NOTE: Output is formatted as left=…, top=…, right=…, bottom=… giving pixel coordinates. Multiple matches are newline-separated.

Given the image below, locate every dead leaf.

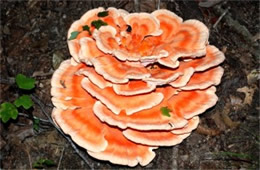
left=221, top=110, right=240, bottom=129
left=237, top=86, right=256, bottom=106
left=252, top=32, right=260, bottom=42
left=247, top=69, right=260, bottom=85
left=229, top=95, right=243, bottom=107
left=211, top=103, right=240, bottom=130
left=196, top=125, right=221, bottom=136
left=52, top=51, right=66, bottom=70
left=211, top=112, right=227, bottom=131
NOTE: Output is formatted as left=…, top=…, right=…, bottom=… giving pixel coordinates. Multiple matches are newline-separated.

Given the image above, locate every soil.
left=0, top=0, right=259, bottom=169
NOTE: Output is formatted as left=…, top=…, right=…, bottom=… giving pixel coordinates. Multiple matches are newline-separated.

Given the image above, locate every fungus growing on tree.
left=51, top=7, right=225, bottom=167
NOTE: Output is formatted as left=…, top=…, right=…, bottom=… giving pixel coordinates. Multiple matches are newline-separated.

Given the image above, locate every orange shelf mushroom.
left=51, top=7, right=225, bottom=167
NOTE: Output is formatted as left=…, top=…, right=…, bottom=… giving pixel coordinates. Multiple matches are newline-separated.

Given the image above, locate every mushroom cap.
left=125, top=12, right=162, bottom=36
left=78, top=37, right=104, bottom=65
left=171, top=116, right=200, bottom=135
left=51, top=60, right=156, bottom=166
left=181, top=66, right=224, bottom=90
left=78, top=67, right=156, bottom=96
left=77, top=67, right=112, bottom=89
left=113, top=80, right=157, bottom=96
left=90, top=55, right=150, bottom=83
left=87, top=127, right=156, bottom=167
left=152, top=9, right=183, bottom=43
left=123, top=129, right=191, bottom=146
left=81, top=77, right=164, bottom=115
left=93, top=26, right=119, bottom=54
left=51, top=60, right=107, bottom=152
left=93, top=86, right=217, bottom=130
left=51, top=7, right=225, bottom=167
left=122, top=116, right=200, bottom=146
left=169, top=86, right=218, bottom=119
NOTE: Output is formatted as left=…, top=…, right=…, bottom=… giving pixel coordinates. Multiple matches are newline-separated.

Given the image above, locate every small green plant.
left=33, top=118, right=40, bottom=131
left=0, top=102, right=18, bottom=123
left=32, top=158, right=55, bottom=168
left=14, top=95, right=34, bottom=109
left=0, top=74, right=35, bottom=123
left=15, top=73, right=36, bottom=90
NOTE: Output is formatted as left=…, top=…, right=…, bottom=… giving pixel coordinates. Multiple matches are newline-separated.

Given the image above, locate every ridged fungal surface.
left=51, top=7, right=224, bottom=167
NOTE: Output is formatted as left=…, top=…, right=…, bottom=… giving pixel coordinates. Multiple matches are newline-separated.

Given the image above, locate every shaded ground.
left=0, top=0, right=259, bottom=169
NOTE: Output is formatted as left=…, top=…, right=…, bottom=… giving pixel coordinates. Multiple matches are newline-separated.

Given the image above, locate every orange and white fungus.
left=51, top=7, right=225, bottom=167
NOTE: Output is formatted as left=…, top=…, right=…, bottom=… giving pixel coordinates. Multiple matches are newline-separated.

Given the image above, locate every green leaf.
left=91, top=20, right=108, bottom=29
left=68, top=31, right=80, bottom=40
left=0, top=102, right=18, bottom=123
left=82, top=25, right=90, bottom=31
left=14, top=95, right=33, bottom=109
left=160, top=106, right=171, bottom=117
left=15, top=74, right=36, bottom=90
left=98, top=11, right=109, bottom=17
left=82, top=25, right=91, bottom=35
left=33, top=158, right=55, bottom=168
left=33, top=118, right=40, bottom=131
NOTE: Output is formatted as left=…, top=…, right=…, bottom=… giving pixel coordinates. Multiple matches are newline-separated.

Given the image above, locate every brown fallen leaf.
left=211, top=111, right=227, bottom=131
left=237, top=86, right=256, bottom=106
left=247, top=69, right=260, bottom=85
left=196, top=124, right=221, bottom=136
left=229, top=95, right=243, bottom=106
left=222, top=103, right=240, bottom=128
left=211, top=102, right=240, bottom=131
left=7, top=126, right=35, bottom=144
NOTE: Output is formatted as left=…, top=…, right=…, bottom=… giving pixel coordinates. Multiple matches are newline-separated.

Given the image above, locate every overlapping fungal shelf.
left=51, top=7, right=225, bottom=167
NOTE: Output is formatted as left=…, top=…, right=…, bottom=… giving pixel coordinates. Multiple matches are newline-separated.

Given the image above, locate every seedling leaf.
left=160, top=106, right=171, bottom=117
left=0, top=102, right=18, bottom=123
left=14, top=95, right=33, bottom=109
left=98, top=11, right=109, bottom=17
left=82, top=25, right=90, bottom=31
left=82, top=25, right=91, bottom=35
left=15, top=74, right=36, bottom=90
left=33, top=118, right=40, bottom=131
left=33, top=158, right=55, bottom=168
left=68, top=31, right=80, bottom=40
left=91, top=20, right=108, bottom=29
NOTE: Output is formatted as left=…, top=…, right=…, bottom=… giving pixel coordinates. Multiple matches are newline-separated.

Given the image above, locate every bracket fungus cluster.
left=51, top=7, right=225, bottom=167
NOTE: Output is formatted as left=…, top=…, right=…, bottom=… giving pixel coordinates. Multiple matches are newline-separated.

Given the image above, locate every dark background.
left=1, top=0, right=259, bottom=169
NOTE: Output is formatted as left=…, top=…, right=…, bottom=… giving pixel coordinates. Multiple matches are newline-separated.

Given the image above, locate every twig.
left=199, top=0, right=223, bottom=8
left=213, top=7, right=229, bottom=29
left=57, top=147, right=65, bottom=170
left=213, top=5, right=253, bottom=42
left=18, top=112, right=50, bottom=123
left=32, top=70, right=54, bottom=78
left=31, top=94, right=94, bottom=170
left=134, top=0, right=140, bottom=12
left=25, top=145, right=33, bottom=169
left=156, top=0, right=161, bottom=10
left=0, top=77, right=15, bottom=85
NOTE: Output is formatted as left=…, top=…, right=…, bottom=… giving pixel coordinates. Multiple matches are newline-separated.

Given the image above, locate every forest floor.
left=0, top=0, right=259, bottom=169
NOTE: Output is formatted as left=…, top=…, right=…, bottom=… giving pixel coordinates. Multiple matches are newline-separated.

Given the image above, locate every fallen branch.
left=57, top=147, right=65, bottom=169
left=213, top=5, right=253, bottom=42
left=18, top=112, right=50, bottom=123
left=213, top=7, right=229, bottom=28
left=134, top=0, right=140, bottom=12
left=0, top=77, right=15, bottom=85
